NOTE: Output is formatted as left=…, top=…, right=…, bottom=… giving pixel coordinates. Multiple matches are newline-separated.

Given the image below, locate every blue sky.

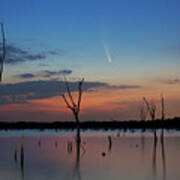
left=1, top=0, right=180, bottom=83
left=1, top=0, right=180, bottom=121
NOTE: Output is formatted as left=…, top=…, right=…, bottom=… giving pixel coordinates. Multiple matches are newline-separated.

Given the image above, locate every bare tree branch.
left=161, top=93, right=165, bottom=121
left=143, top=97, right=156, bottom=121
left=143, top=97, right=150, bottom=112
left=1, top=23, right=6, bottom=60
left=77, top=78, right=84, bottom=113
left=0, top=23, right=6, bottom=82
left=139, top=101, right=148, bottom=121
left=61, top=77, right=84, bottom=126
left=61, top=94, right=74, bottom=110
left=64, top=76, right=76, bottom=108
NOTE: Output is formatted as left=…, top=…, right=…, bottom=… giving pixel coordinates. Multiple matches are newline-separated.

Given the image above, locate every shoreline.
left=0, top=117, right=180, bottom=130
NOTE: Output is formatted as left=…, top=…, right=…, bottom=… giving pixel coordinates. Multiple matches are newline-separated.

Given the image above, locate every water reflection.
left=20, top=134, right=24, bottom=180
left=140, top=133, right=145, bottom=153
left=14, top=147, right=18, bottom=164
left=116, top=132, right=120, bottom=137
left=161, top=130, right=166, bottom=180
left=38, top=139, right=41, bottom=148
left=152, top=134, right=157, bottom=179
left=152, top=132, right=167, bottom=180
left=108, top=136, right=112, bottom=151
left=67, top=141, right=73, bottom=154
left=72, top=129, right=82, bottom=180
left=55, top=141, right=58, bottom=148
left=0, top=130, right=179, bottom=180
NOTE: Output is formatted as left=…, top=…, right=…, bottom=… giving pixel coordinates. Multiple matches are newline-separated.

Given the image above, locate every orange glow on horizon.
left=0, top=83, right=180, bottom=121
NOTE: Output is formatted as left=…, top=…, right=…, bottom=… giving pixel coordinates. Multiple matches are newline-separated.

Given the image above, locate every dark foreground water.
left=0, top=129, right=179, bottom=180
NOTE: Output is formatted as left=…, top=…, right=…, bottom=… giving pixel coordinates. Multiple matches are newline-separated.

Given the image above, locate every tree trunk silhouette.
left=143, top=97, right=157, bottom=143
left=61, top=77, right=84, bottom=142
left=0, top=23, right=6, bottom=82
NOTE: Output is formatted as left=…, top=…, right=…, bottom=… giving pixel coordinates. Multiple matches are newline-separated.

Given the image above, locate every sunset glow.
left=0, top=0, right=180, bottom=122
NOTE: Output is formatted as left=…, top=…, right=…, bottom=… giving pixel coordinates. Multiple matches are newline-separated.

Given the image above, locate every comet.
left=104, top=43, right=112, bottom=63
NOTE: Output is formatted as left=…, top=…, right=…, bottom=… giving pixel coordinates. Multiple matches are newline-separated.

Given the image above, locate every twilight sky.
left=0, top=0, right=180, bottom=121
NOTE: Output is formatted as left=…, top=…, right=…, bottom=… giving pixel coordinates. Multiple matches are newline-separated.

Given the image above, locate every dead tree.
left=143, top=97, right=156, bottom=121
left=143, top=97, right=157, bottom=142
left=161, top=94, right=165, bottom=138
left=161, top=94, right=165, bottom=121
left=139, top=101, right=148, bottom=121
left=61, top=77, right=84, bottom=142
left=0, top=23, right=6, bottom=82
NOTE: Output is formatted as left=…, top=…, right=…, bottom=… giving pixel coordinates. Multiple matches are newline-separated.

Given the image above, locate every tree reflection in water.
left=161, top=130, right=166, bottom=180
left=152, top=135, right=157, bottom=179
left=72, top=129, right=82, bottom=180
left=152, top=132, right=167, bottom=180
left=20, top=134, right=24, bottom=180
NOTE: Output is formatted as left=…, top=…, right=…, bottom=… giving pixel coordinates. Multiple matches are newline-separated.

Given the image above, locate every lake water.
left=0, top=129, right=179, bottom=180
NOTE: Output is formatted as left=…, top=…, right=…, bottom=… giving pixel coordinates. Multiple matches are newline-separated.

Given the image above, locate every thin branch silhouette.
left=143, top=97, right=157, bottom=142
left=0, top=23, right=6, bottom=82
left=161, top=94, right=165, bottom=133
left=143, top=97, right=156, bottom=121
left=61, top=77, right=84, bottom=127
left=161, top=94, right=165, bottom=121
left=61, top=77, right=84, bottom=144
left=139, top=101, right=148, bottom=121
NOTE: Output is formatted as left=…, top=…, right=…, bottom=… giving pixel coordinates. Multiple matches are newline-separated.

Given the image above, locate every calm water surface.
left=0, top=130, right=179, bottom=180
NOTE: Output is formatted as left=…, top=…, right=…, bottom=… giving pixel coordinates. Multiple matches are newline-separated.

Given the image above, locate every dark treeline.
left=0, top=117, right=180, bottom=130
